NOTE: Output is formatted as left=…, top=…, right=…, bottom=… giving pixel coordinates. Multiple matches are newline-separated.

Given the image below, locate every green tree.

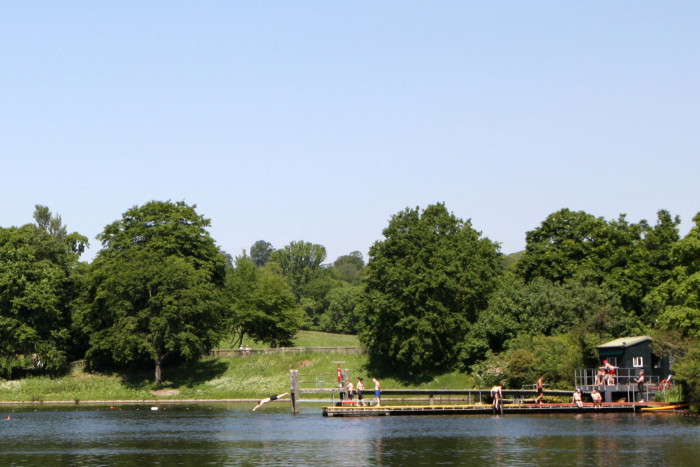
left=359, top=203, right=502, bottom=377
left=33, top=204, right=66, bottom=239
left=268, top=241, right=327, bottom=300
left=318, top=285, right=363, bottom=334
left=516, top=208, right=680, bottom=320
left=250, top=240, right=274, bottom=267
left=76, top=201, right=227, bottom=383
left=299, top=274, right=344, bottom=329
left=224, top=255, right=302, bottom=348
left=470, top=275, right=640, bottom=358
left=332, top=251, right=365, bottom=285
left=0, top=220, right=85, bottom=376
left=500, top=334, right=583, bottom=389
left=646, top=212, right=700, bottom=338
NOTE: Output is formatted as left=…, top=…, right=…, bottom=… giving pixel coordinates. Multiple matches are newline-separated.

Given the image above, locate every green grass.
left=293, top=331, right=360, bottom=348
left=0, top=351, right=475, bottom=403
left=653, top=385, right=684, bottom=403
left=217, top=330, right=360, bottom=349
left=0, top=332, right=480, bottom=403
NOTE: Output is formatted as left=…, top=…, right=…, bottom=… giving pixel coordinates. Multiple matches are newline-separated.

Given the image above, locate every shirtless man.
left=373, top=377, right=381, bottom=406
left=491, top=385, right=503, bottom=410
left=252, top=392, right=289, bottom=411
left=356, top=377, right=365, bottom=407
left=535, top=376, right=544, bottom=404
left=346, top=378, right=355, bottom=401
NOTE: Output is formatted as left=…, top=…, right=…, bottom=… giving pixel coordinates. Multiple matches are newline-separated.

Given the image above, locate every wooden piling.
left=290, top=369, right=299, bottom=414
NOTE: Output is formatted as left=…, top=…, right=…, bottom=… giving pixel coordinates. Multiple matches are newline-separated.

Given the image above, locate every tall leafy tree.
left=268, top=241, right=327, bottom=300
left=76, top=201, right=227, bottom=383
left=223, top=255, right=302, bottom=348
left=332, top=251, right=365, bottom=285
left=646, top=212, right=700, bottom=338
left=33, top=204, right=67, bottom=239
left=0, top=212, right=86, bottom=376
left=250, top=240, right=274, bottom=267
left=516, top=208, right=680, bottom=320
left=359, top=203, right=502, bottom=377
left=516, top=209, right=613, bottom=284
left=318, top=285, right=363, bottom=334
left=469, top=275, right=640, bottom=358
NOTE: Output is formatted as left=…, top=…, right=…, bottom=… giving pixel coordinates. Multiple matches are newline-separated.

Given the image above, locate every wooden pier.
left=322, top=402, right=654, bottom=417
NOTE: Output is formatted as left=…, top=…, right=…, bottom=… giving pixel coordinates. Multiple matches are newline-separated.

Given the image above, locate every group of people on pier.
left=345, top=376, right=382, bottom=406
left=492, top=376, right=607, bottom=410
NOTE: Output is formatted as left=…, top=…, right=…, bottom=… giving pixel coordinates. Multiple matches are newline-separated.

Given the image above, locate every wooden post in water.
left=290, top=369, right=300, bottom=414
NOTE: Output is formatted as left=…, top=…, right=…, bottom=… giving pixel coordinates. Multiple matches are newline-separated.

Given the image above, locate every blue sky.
left=2, top=2, right=698, bottom=263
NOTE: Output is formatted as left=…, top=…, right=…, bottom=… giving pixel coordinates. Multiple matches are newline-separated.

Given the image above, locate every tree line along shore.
left=1, top=202, right=699, bottom=410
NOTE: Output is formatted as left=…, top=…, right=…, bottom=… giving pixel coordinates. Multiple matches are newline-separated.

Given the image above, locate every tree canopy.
left=250, top=240, right=274, bottom=267
left=359, top=203, right=502, bottom=377
left=0, top=206, right=86, bottom=377
left=646, top=213, right=700, bottom=338
left=75, top=201, right=228, bottom=383
left=223, top=255, right=302, bottom=348
left=516, top=208, right=680, bottom=320
left=268, top=241, right=327, bottom=300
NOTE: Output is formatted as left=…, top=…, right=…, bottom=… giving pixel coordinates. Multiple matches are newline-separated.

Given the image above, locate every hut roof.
left=596, top=336, right=651, bottom=349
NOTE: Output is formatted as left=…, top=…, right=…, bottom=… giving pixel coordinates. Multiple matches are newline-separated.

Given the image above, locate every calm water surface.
left=1, top=404, right=699, bottom=466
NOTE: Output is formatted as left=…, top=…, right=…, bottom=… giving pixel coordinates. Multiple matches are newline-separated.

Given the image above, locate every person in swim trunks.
left=253, top=392, right=289, bottom=411
left=535, top=376, right=544, bottom=404
left=356, top=377, right=365, bottom=407
left=373, top=377, right=381, bottom=406
left=491, top=385, right=503, bottom=409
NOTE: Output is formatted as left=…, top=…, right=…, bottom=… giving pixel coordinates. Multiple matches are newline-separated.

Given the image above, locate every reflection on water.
left=1, top=404, right=699, bottom=466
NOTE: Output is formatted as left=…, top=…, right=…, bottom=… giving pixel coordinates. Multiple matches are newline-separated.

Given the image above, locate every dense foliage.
left=0, top=206, right=87, bottom=377
left=74, top=201, right=228, bottom=383
left=224, top=255, right=302, bottom=348
left=2, top=201, right=699, bottom=404
left=358, top=204, right=502, bottom=377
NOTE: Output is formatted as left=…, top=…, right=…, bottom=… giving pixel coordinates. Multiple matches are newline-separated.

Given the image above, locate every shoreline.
left=0, top=398, right=264, bottom=406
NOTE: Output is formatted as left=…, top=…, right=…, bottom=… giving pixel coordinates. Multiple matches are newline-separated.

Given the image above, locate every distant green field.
left=293, top=331, right=360, bottom=348
left=218, top=330, right=360, bottom=349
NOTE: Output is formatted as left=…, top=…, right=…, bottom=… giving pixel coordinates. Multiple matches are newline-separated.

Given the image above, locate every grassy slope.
left=217, top=330, right=360, bottom=349
left=0, top=332, right=472, bottom=402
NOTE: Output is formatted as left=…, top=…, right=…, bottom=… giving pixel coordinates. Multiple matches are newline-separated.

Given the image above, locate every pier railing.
left=575, top=367, right=661, bottom=402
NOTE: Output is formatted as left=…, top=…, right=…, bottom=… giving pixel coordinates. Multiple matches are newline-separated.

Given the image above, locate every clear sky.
left=2, top=2, right=698, bottom=263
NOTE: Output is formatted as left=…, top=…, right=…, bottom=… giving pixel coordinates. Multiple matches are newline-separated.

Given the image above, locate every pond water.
left=1, top=403, right=699, bottom=466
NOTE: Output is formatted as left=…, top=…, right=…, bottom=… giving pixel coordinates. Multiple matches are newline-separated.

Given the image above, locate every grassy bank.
left=0, top=351, right=474, bottom=403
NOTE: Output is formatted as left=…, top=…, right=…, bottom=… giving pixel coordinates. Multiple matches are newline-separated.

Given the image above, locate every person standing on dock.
left=491, top=386, right=503, bottom=411
left=634, top=370, right=645, bottom=402
left=535, top=376, right=545, bottom=404
left=356, top=377, right=365, bottom=407
left=346, top=378, right=355, bottom=401
left=373, top=377, right=381, bottom=406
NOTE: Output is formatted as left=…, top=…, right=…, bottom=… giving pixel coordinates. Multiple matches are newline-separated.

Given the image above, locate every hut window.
left=632, top=356, right=644, bottom=368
